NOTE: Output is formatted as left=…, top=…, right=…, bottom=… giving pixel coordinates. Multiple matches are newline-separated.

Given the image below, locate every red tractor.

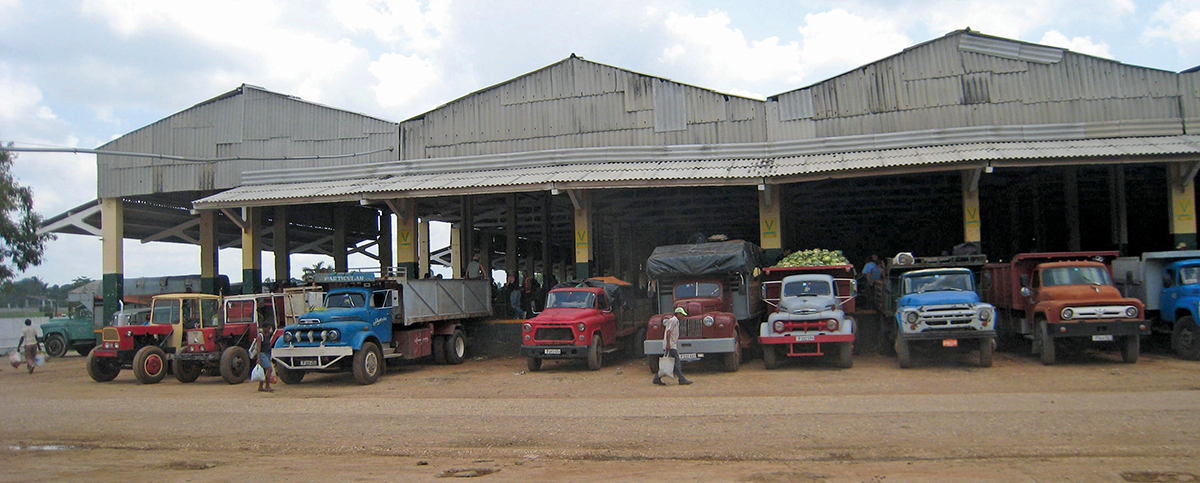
left=88, top=293, right=221, bottom=384
left=172, top=293, right=288, bottom=384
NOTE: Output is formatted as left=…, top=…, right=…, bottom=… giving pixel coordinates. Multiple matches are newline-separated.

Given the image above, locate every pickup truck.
left=520, top=278, right=645, bottom=371
left=760, top=265, right=856, bottom=369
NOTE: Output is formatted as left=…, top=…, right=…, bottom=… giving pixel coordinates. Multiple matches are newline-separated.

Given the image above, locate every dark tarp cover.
left=645, top=241, right=762, bottom=278
left=551, top=278, right=635, bottom=308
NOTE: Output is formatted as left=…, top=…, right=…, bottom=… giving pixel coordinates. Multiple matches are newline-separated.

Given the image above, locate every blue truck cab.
left=1114, top=251, right=1200, bottom=360
left=274, top=284, right=400, bottom=385
left=885, top=254, right=996, bottom=368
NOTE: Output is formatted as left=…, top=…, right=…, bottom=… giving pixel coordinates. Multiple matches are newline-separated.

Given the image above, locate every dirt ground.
left=2, top=342, right=1199, bottom=482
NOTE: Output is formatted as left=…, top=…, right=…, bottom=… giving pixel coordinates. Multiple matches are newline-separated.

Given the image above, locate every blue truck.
left=883, top=254, right=996, bottom=368
left=1114, top=250, right=1200, bottom=360
left=271, top=271, right=492, bottom=385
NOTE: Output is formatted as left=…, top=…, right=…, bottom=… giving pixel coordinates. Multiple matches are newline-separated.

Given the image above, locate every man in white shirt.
left=18, top=319, right=40, bottom=374
left=653, top=307, right=693, bottom=386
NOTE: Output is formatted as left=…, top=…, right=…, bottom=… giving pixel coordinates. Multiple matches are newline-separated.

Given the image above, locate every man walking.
left=653, top=307, right=693, bottom=386
left=17, top=319, right=39, bottom=374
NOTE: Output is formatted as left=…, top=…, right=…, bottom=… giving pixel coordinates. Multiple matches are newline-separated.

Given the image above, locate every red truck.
left=520, top=278, right=645, bottom=371
left=759, top=264, right=857, bottom=369
left=983, top=252, right=1149, bottom=365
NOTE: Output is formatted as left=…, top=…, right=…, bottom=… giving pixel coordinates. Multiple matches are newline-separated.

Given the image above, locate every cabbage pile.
left=774, top=248, right=849, bottom=267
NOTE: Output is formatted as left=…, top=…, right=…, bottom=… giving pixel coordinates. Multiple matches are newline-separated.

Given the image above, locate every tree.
left=0, top=145, right=54, bottom=283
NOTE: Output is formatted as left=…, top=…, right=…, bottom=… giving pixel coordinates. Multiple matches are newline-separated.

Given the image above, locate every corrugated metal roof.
left=194, top=135, right=1200, bottom=209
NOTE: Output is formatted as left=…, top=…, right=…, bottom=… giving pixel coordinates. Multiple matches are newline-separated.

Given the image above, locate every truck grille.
left=680, top=318, right=704, bottom=338
left=535, top=327, right=573, bottom=342
left=918, top=305, right=977, bottom=326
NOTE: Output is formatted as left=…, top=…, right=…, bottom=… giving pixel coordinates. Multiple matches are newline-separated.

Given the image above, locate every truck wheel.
left=86, top=351, right=121, bottom=382
left=633, top=328, right=647, bottom=358
left=1038, top=320, right=1057, bottom=365
left=1121, top=335, right=1140, bottom=364
left=45, top=334, right=67, bottom=358
left=1172, top=316, right=1200, bottom=360
left=276, top=364, right=304, bottom=384
left=353, top=341, right=383, bottom=385
left=445, top=330, right=466, bottom=365
left=133, top=346, right=168, bottom=384
left=174, top=360, right=202, bottom=383
left=647, top=355, right=659, bottom=374
left=75, top=345, right=95, bottom=357
left=895, top=338, right=912, bottom=369
left=219, top=346, right=252, bottom=384
left=836, top=341, right=854, bottom=369
left=722, top=331, right=740, bottom=372
left=433, top=335, right=447, bottom=364
left=979, top=337, right=995, bottom=368
left=526, top=357, right=542, bottom=372
left=587, top=334, right=603, bottom=371
left=763, top=345, right=781, bottom=370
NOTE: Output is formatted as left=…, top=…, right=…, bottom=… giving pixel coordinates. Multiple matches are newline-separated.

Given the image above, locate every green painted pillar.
left=241, top=207, right=262, bottom=294
left=101, top=198, right=124, bottom=326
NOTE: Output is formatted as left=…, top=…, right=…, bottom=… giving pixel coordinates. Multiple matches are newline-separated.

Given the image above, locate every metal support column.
left=241, top=207, right=262, bottom=294
left=1064, top=166, right=1081, bottom=251
left=506, top=194, right=519, bottom=281
left=377, top=209, right=392, bottom=274
left=1169, top=163, right=1198, bottom=249
left=200, top=210, right=219, bottom=294
left=418, top=219, right=430, bottom=279
left=101, top=198, right=124, bottom=325
left=273, top=207, right=290, bottom=286
left=332, top=206, right=348, bottom=272
left=758, top=184, right=782, bottom=265
left=451, top=224, right=463, bottom=279
left=571, top=191, right=591, bottom=279
left=962, top=169, right=982, bottom=245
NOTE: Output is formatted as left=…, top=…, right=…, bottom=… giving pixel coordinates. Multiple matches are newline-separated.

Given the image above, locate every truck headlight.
left=773, top=320, right=784, bottom=333
left=522, top=323, right=532, bottom=332
left=703, top=316, right=714, bottom=327
left=577, top=323, right=586, bottom=332
left=1125, top=307, right=1138, bottom=318
left=979, top=309, right=992, bottom=322
left=826, top=319, right=838, bottom=331
left=1061, top=308, right=1073, bottom=320
left=326, top=330, right=339, bottom=342
left=905, top=311, right=918, bottom=324
left=283, top=331, right=294, bottom=343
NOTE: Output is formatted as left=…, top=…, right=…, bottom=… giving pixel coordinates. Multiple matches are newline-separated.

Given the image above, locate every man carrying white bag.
left=653, top=307, right=693, bottom=386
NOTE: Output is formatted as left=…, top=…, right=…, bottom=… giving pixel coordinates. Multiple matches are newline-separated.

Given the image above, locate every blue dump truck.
left=272, top=271, right=492, bottom=385
left=884, top=254, right=996, bottom=368
left=1114, top=250, right=1200, bottom=360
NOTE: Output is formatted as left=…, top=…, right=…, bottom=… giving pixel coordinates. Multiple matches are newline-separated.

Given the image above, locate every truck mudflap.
left=272, top=345, right=354, bottom=370
left=1048, top=320, right=1149, bottom=339
left=520, top=344, right=588, bottom=359
left=899, top=330, right=996, bottom=341
left=644, top=337, right=736, bottom=355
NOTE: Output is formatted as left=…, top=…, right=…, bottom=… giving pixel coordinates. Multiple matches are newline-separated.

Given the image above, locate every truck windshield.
left=546, top=291, right=596, bottom=309
left=784, top=280, right=832, bottom=297
left=326, top=293, right=366, bottom=308
left=1041, top=266, right=1112, bottom=286
left=150, top=300, right=179, bottom=325
left=674, top=282, right=722, bottom=299
left=904, top=273, right=974, bottom=294
left=1180, top=267, right=1200, bottom=286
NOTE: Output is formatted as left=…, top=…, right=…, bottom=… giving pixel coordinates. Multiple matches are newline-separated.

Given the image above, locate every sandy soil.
left=2, top=343, right=1199, bottom=482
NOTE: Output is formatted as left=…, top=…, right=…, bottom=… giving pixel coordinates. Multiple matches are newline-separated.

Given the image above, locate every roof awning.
left=192, top=135, right=1200, bottom=210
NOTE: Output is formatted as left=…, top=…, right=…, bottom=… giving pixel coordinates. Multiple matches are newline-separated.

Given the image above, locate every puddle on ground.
left=437, top=468, right=501, bottom=478
left=8, top=445, right=72, bottom=451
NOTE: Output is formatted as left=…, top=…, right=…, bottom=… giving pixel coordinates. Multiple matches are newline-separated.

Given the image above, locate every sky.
left=1, top=0, right=1198, bottom=287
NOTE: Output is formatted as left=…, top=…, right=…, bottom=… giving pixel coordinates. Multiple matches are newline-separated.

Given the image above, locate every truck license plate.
left=679, top=353, right=701, bottom=362
left=795, top=335, right=816, bottom=342
left=1092, top=335, right=1114, bottom=342
left=543, top=348, right=561, bottom=355
left=942, top=339, right=958, bottom=347
left=299, top=359, right=318, bottom=366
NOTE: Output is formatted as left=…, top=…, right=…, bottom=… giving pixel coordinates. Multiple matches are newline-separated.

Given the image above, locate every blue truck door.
left=371, top=290, right=393, bottom=341
left=1161, top=268, right=1180, bottom=322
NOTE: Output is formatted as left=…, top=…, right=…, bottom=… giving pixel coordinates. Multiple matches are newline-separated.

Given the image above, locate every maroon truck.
left=983, top=251, right=1149, bottom=364
left=520, top=278, right=645, bottom=371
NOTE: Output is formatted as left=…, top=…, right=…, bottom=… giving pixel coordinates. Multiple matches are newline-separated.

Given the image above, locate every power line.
left=0, top=144, right=395, bottom=163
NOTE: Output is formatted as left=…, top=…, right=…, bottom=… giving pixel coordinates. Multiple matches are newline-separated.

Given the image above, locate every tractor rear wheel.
left=220, top=346, right=251, bottom=384
left=133, top=346, right=168, bottom=384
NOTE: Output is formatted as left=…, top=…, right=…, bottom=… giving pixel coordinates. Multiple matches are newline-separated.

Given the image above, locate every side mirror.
left=1020, top=287, right=1032, bottom=297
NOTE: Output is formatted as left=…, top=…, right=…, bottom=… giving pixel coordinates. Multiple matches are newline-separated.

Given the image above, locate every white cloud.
left=0, top=67, right=51, bottom=123
left=1039, top=30, right=1113, bottom=58
left=369, top=53, right=441, bottom=110
left=1145, top=0, right=1200, bottom=47
left=796, top=9, right=910, bottom=72
left=330, top=0, right=451, bottom=51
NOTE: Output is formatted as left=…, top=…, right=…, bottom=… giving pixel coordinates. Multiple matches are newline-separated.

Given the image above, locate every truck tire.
left=1038, top=319, right=1057, bottom=365
left=44, top=334, right=67, bottom=358
left=133, top=346, right=168, bottom=384
left=647, top=355, right=659, bottom=374
left=1121, top=335, right=1139, bottom=364
left=762, top=345, right=781, bottom=370
left=219, top=346, right=251, bottom=384
left=86, top=351, right=120, bottom=382
left=174, top=360, right=202, bottom=383
left=895, top=338, right=912, bottom=369
left=526, top=356, right=542, bottom=372
left=276, top=364, right=304, bottom=384
left=75, top=345, right=95, bottom=357
left=587, top=334, right=603, bottom=371
left=353, top=341, right=383, bottom=385
left=633, top=328, right=647, bottom=358
left=836, top=341, right=853, bottom=369
left=445, top=330, right=466, bottom=365
left=433, top=335, right=447, bottom=364
left=1172, top=316, right=1200, bottom=360
left=722, top=332, right=740, bottom=372
left=979, top=337, right=995, bottom=368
